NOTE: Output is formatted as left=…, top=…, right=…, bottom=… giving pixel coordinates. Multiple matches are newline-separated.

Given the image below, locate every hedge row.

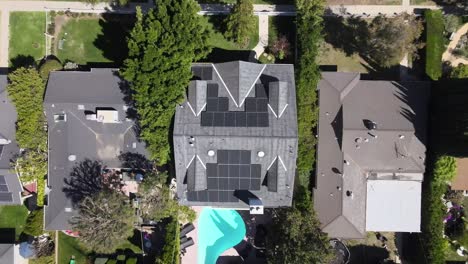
left=421, top=155, right=457, bottom=264
left=425, top=10, right=444, bottom=81
left=156, top=218, right=180, bottom=264
left=295, top=0, right=324, bottom=187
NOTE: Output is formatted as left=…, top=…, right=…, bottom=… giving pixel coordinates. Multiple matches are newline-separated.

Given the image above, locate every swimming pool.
left=198, top=208, right=246, bottom=264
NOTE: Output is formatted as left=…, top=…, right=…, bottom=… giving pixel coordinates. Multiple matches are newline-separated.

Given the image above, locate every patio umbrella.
left=19, top=242, right=35, bottom=259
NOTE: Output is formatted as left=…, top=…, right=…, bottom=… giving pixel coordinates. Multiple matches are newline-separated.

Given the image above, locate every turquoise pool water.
left=198, top=208, right=246, bottom=264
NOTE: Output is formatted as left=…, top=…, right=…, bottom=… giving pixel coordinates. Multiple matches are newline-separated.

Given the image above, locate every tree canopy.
left=224, top=0, right=256, bottom=46
left=7, top=67, right=46, bottom=150
left=139, top=174, right=195, bottom=223
left=70, top=191, right=135, bottom=253
left=39, top=59, right=63, bottom=80
left=121, top=1, right=211, bottom=165
left=367, top=13, right=424, bottom=68
left=267, top=186, right=333, bottom=263
left=295, top=0, right=324, bottom=185
left=451, top=64, right=468, bottom=79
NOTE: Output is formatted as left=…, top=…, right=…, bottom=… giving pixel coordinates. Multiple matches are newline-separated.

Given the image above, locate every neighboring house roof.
left=43, top=69, right=148, bottom=231
left=452, top=158, right=468, bottom=191
left=315, top=72, right=430, bottom=238
left=0, top=244, right=14, bottom=264
left=174, top=61, right=298, bottom=208
left=0, top=74, right=22, bottom=205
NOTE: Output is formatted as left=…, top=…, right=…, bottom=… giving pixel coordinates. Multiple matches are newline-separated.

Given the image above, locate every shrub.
left=107, top=260, right=117, bottom=264
left=23, top=208, right=44, bottom=236
left=126, top=258, right=137, bottom=264
left=421, top=155, right=457, bottom=264
left=39, top=59, right=62, bottom=80
left=295, top=0, right=324, bottom=186
left=425, top=10, right=444, bottom=80
left=156, top=218, right=180, bottom=264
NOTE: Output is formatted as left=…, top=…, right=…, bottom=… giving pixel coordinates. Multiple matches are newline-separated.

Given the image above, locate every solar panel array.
left=186, top=150, right=262, bottom=202
left=0, top=175, right=13, bottom=202
left=200, top=83, right=269, bottom=127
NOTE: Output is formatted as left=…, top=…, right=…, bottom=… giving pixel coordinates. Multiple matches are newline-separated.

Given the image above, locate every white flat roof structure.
left=366, top=180, right=421, bottom=232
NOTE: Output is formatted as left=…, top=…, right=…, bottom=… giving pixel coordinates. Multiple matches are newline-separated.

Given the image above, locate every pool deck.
left=181, top=206, right=244, bottom=264
left=181, top=206, right=202, bottom=264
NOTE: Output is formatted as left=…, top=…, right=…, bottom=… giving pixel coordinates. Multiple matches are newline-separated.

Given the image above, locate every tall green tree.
left=267, top=187, right=333, bottom=263
left=367, top=14, right=424, bottom=68
left=295, top=0, right=324, bottom=185
left=121, top=2, right=211, bottom=165
left=70, top=191, right=135, bottom=254
left=7, top=67, right=46, bottom=150
left=224, top=0, right=256, bottom=46
left=8, top=67, right=47, bottom=206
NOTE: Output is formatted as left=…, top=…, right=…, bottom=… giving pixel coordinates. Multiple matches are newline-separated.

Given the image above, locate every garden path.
left=253, top=15, right=269, bottom=59
left=442, top=23, right=468, bottom=66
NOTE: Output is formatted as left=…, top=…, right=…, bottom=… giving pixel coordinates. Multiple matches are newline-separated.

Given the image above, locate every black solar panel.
left=201, top=112, right=213, bottom=126
left=240, top=150, right=250, bottom=164
left=207, top=83, right=218, bottom=97
left=206, top=98, right=218, bottom=111
left=202, top=67, right=213, bottom=80
left=247, top=113, right=257, bottom=127
left=235, top=112, right=247, bottom=127
left=187, top=150, right=263, bottom=202
left=225, top=112, right=236, bottom=127
left=245, top=98, right=256, bottom=112
left=218, top=98, right=229, bottom=112
left=256, top=84, right=267, bottom=98
left=192, top=67, right=202, bottom=80
left=0, top=176, right=5, bottom=185
left=257, top=113, right=269, bottom=127
left=213, top=113, right=225, bottom=126
left=0, top=185, right=8, bottom=192
left=0, top=193, right=13, bottom=202
left=0, top=145, right=3, bottom=157
left=257, top=98, right=268, bottom=112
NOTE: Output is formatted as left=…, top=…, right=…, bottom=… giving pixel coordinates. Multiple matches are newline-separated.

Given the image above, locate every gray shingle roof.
left=174, top=61, right=298, bottom=208
left=315, top=72, right=430, bottom=238
left=43, top=69, right=148, bottom=231
left=0, top=74, right=22, bottom=205
left=0, top=244, right=14, bottom=264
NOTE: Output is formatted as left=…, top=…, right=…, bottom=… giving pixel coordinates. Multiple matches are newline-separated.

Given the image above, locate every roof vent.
left=68, top=155, right=76, bottom=162
left=208, top=150, right=215, bottom=157
left=346, top=190, right=353, bottom=198
left=363, top=119, right=378, bottom=130
left=344, top=160, right=350, bottom=165
left=65, top=207, right=72, bottom=212
left=257, top=151, right=265, bottom=158
left=355, top=137, right=363, bottom=143
left=399, top=134, right=405, bottom=139
left=96, top=109, right=119, bottom=123
left=78, top=105, right=85, bottom=110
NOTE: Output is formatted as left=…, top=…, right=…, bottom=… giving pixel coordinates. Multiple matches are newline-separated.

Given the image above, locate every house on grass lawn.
left=0, top=74, right=23, bottom=205
left=43, top=69, right=148, bottom=231
left=174, top=61, right=298, bottom=212
left=315, top=72, right=430, bottom=238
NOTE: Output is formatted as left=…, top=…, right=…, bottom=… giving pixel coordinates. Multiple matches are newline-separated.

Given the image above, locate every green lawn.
left=55, top=15, right=133, bottom=65
left=425, top=10, right=444, bottom=80
left=318, top=42, right=370, bottom=73
left=9, top=12, right=46, bottom=66
left=200, top=15, right=258, bottom=51
left=0, top=205, right=29, bottom=240
left=58, top=232, right=89, bottom=264
left=58, top=230, right=143, bottom=264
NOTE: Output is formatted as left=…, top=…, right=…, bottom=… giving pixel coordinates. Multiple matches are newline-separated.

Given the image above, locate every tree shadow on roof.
left=119, top=152, right=153, bottom=171
left=393, top=81, right=430, bottom=151
left=63, top=159, right=104, bottom=205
